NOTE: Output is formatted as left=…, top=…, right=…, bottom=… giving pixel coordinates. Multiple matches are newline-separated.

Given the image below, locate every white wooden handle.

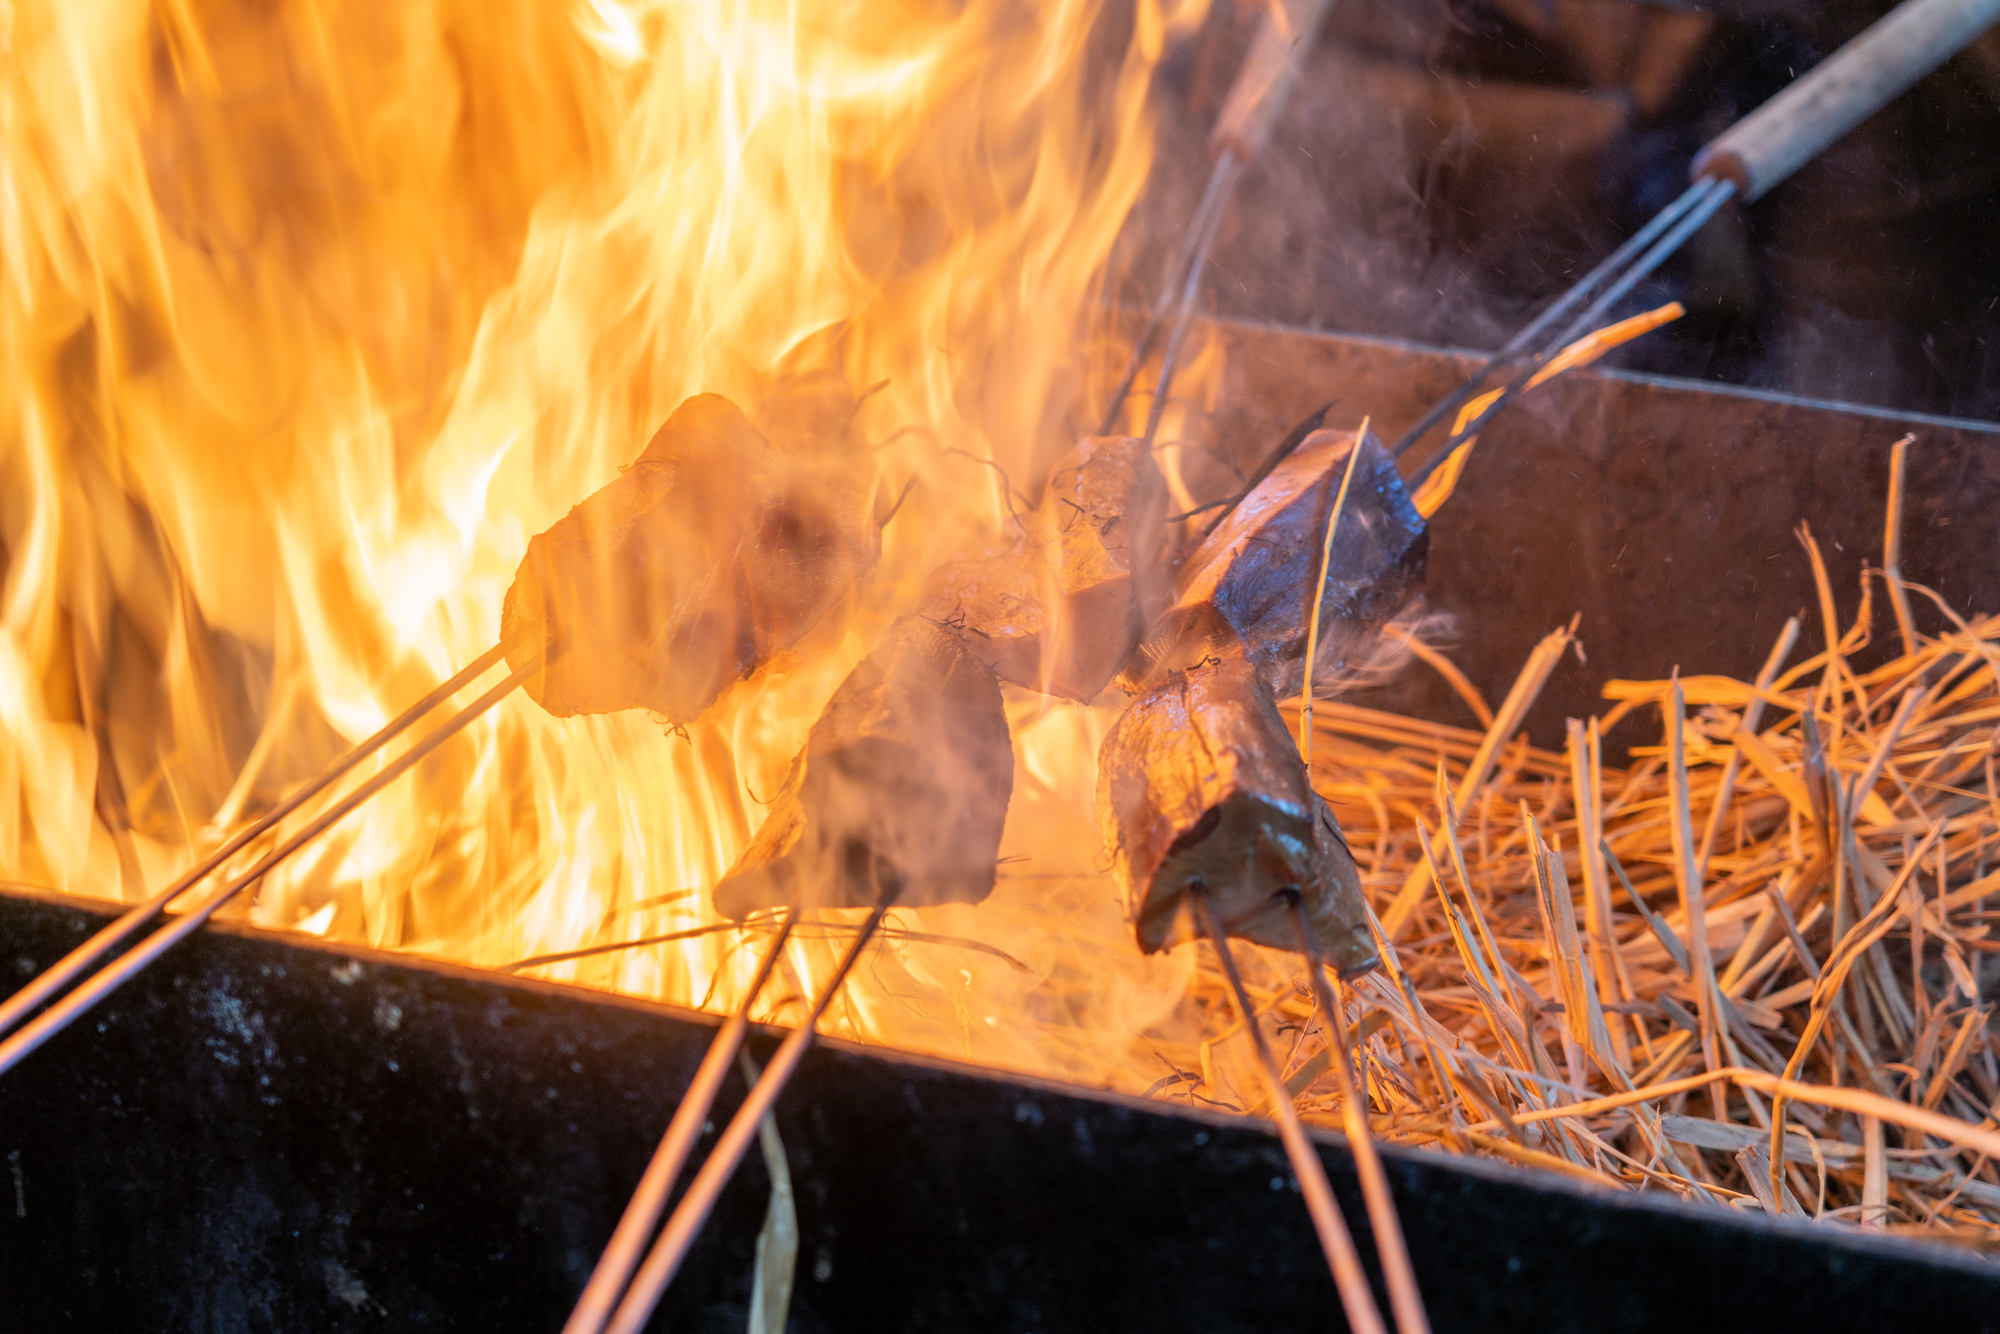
left=1695, top=0, right=2000, bottom=201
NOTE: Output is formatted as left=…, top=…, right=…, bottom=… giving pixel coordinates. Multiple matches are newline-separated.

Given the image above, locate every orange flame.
left=0, top=0, right=1231, bottom=1088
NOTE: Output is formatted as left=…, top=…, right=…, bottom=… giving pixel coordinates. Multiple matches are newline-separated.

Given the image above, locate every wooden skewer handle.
left=1210, top=0, right=1340, bottom=160
left=1694, top=0, right=2000, bottom=202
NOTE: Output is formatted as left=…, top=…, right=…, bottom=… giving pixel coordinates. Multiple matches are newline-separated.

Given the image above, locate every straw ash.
left=1160, top=447, right=2000, bottom=1248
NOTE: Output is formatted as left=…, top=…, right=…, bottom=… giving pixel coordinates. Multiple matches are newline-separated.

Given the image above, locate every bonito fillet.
left=501, top=393, right=879, bottom=722
left=1132, top=427, right=1425, bottom=700
left=714, top=616, right=1014, bottom=918
left=1097, top=651, right=1377, bottom=972
left=924, top=435, right=1171, bottom=701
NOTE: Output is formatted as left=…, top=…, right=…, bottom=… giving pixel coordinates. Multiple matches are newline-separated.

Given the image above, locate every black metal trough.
left=1, top=886, right=1997, bottom=1332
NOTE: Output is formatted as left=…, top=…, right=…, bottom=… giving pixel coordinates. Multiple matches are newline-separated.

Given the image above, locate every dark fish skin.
left=713, top=616, right=1014, bottom=918
left=1096, top=650, right=1378, bottom=974
left=500, top=394, right=879, bottom=723
left=1130, top=428, right=1426, bottom=700
left=923, top=435, right=1170, bottom=701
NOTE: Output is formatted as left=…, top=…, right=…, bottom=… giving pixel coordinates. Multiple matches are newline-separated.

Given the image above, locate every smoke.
left=1115, top=1, right=2000, bottom=424
left=1115, top=4, right=1633, bottom=364
left=1311, top=604, right=1457, bottom=699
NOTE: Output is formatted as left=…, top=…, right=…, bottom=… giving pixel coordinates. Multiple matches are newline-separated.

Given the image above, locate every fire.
left=0, top=0, right=1223, bottom=1087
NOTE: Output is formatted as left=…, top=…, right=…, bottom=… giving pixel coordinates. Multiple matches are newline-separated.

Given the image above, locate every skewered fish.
left=501, top=393, right=879, bottom=722
left=1096, top=650, right=1377, bottom=973
left=1131, top=427, right=1425, bottom=700
left=714, top=616, right=1014, bottom=918
left=924, top=435, right=1171, bottom=701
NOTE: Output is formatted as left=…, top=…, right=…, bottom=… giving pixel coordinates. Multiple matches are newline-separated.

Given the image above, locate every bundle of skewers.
left=1151, top=437, right=2000, bottom=1248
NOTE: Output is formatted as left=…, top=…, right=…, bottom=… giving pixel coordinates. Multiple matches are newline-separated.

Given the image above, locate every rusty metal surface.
left=1181, top=317, right=2000, bottom=751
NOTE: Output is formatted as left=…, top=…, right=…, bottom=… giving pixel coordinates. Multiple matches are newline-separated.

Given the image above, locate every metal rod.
left=562, top=905, right=802, bottom=1334
left=1194, top=890, right=1389, bottom=1334
left=1545, top=176, right=1736, bottom=358
left=1405, top=177, right=1738, bottom=491
left=1292, top=896, right=1431, bottom=1334
left=1107, top=0, right=1343, bottom=440
left=1385, top=180, right=1712, bottom=462
left=1392, top=0, right=2000, bottom=472
left=603, top=901, right=893, bottom=1334
left=1099, top=151, right=1240, bottom=436
left=1189, top=399, right=1334, bottom=541
left=1140, top=153, right=1242, bottom=447
left=0, top=642, right=511, bottom=1042
left=0, top=660, right=537, bottom=1078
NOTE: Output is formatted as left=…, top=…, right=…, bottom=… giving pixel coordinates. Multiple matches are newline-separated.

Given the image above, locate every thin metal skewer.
left=1534, top=176, right=1738, bottom=373
left=1137, top=153, right=1243, bottom=447
left=1104, top=0, right=1350, bottom=445
left=1194, top=889, right=1389, bottom=1334
left=1291, top=895, right=1430, bottom=1334
left=562, top=905, right=802, bottom=1334
left=0, top=658, right=537, bottom=1077
left=1100, top=150, right=1241, bottom=436
left=1174, top=399, right=1333, bottom=537
left=1403, top=176, right=1739, bottom=491
left=1383, top=178, right=1715, bottom=463
left=603, top=899, right=894, bottom=1334
left=1389, top=0, right=2000, bottom=479
left=0, top=642, right=510, bottom=1042
left=1142, top=131, right=1727, bottom=474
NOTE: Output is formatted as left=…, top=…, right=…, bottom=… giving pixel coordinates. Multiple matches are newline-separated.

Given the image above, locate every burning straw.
left=1155, top=442, right=2000, bottom=1247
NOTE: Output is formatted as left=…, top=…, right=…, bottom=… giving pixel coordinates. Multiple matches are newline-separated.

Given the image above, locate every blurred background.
left=1119, top=0, right=2000, bottom=421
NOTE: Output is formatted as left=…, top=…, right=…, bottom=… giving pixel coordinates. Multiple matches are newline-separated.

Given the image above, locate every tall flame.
left=0, top=0, right=1220, bottom=1087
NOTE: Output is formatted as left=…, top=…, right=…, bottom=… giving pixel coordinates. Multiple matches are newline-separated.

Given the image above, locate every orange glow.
left=0, top=0, right=1240, bottom=1088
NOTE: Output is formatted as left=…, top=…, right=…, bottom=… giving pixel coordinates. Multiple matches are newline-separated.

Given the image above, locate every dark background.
left=1120, top=0, right=2000, bottom=423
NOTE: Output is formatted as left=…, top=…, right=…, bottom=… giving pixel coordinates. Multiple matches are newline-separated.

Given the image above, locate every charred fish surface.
left=713, top=616, right=1014, bottom=918
left=1133, top=428, right=1425, bottom=700
left=501, top=393, right=879, bottom=723
left=923, top=436, right=1171, bottom=701
left=1096, top=652, right=1376, bottom=972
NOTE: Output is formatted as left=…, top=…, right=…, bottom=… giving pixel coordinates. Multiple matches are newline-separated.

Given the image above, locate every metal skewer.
left=1166, top=398, right=1334, bottom=536
left=1100, top=0, right=1339, bottom=441
left=1382, top=178, right=1722, bottom=467
left=1394, top=0, right=2000, bottom=485
left=1290, top=895, right=1430, bottom=1334
left=561, top=905, right=801, bottom=1334
left=1195, top=888, right=1390, bottom=1334
left=0, top=650, right=538, bottom=1077
left=0, top=642, right=509, bottom=1045
left=601, top=899, right=895, bottom=1334
left=1137, top=153, right=1241, bottom=446
left=1401, top=175, right=1739, bottom=490
left=1099, top=150, right=1241, bottom=437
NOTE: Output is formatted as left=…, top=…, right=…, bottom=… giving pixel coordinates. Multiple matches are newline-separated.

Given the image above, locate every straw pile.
left=1168, top=441, right=2000, bottom=1247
